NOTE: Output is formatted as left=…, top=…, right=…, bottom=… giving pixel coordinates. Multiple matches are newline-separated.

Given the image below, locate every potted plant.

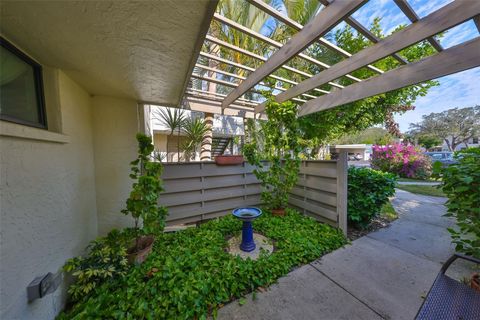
left=471, top=273, right=480, bottom=292
left=215, top=154, right=244, bottom=165
left=215, top=137, right=244, bottom=165
left=244, top=91, right=301, bottom=216
left=122, top=133, right=168, bottom=264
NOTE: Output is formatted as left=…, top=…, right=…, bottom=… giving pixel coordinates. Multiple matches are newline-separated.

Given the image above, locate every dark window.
left=473, top=137, right=479, bottom=144
left=0, top=37, right=46, bottom=128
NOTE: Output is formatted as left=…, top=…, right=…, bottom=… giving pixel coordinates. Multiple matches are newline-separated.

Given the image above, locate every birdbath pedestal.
left=232, top=207, right=262, bottom=252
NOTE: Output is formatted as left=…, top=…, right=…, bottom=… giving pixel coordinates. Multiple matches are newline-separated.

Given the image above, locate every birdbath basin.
left=232, top=207, right=262, bottom=252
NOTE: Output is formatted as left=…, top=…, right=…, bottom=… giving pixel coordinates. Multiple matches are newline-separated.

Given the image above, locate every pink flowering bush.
left=371, top=143, right=432, bottom=179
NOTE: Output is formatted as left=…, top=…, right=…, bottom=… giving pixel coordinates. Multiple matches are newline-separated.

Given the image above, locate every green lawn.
left=60, top=209, right=346, bottom=319
left=397, top=177, right=440, bottom=183
left=379, top=201, right=397, bottom=221
left=396, top=184, right=446, bottom=197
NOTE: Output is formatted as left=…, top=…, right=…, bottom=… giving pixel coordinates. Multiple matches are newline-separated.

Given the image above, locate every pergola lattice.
left=185, top=0, right=480, bottom=119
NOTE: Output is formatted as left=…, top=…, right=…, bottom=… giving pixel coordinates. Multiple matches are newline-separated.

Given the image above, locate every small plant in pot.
left=122, top=133, right=168, bottom=264
left=471, top=273, right=480, bottom=292
left=215, top=137, right=244, bottom=165
left=244, top=90, right=301, bottom=216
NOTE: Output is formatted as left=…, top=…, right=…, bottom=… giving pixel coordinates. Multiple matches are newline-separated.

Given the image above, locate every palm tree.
left=155, top=107, right=185, bottom=162
left=182, top=118, right=210, bottom=161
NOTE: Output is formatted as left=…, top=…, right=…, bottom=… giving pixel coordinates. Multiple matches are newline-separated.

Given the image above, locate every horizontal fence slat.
left=166, top=195, right=261, bottom=223
left=162, top=162, right=257, bottom=179
left=163, top=174, right=260, bottom=194
left=161, top=160, right=344, bottom=229
left=161, top=185, right=261, bottom=207
left=296, top=176, right=337, bottom=193
left=299, top=165, right=337, bottom=179
left=289, top=197, right=337, bottom=222
left=290, top=186, right=337, bottom=207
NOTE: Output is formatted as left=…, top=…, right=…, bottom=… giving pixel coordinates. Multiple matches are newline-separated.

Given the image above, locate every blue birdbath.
left=232, top=207, right=262, bottom=252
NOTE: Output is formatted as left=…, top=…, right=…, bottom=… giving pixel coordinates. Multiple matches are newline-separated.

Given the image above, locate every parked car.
left=425, top=152, right=456, bottom=166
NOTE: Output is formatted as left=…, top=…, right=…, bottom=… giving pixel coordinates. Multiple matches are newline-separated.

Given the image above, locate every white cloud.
left=351, top=0, right=411, bottom=34
left=441, top=20, right=479, bottom=48
left=395, top=67, right=480, bottom=131
left=409, top=0, right=453, bottom=18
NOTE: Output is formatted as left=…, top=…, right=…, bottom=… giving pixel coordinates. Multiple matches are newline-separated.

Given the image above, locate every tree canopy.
left=333, top=127, right=393, bottom=145
left=298, top=19, right=439, bottom=147
left=409, top=106, right=480, bottom=151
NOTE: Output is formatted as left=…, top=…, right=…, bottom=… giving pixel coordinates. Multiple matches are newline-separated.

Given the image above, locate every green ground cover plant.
left=348, top=167, right=397, bottom=228
left=434, top=147, right=480, bottom=258
left=59, top=209, right=346, bottom=319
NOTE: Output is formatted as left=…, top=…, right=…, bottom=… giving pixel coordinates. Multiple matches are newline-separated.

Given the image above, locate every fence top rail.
left=160, top=159, right=338, bottom=166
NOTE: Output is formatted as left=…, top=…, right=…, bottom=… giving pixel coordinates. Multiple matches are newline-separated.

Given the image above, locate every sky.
left=336, top=0, right=480, bottom=132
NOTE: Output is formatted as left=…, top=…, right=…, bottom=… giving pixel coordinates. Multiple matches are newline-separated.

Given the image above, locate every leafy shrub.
left=64, top=134, right=168, bottom=302
left=63, top=229, right=132, bottom=301
left=434, top=148, right=480, bottom=258
left=348, top=167, right=397, bottom=228
left=122, top=133, right=168, bottom=242
left=59, top=210, right=346, bottom=319
left=371, top=143, right=432, bottom=179
left=244, top=92, right=301, bottom=210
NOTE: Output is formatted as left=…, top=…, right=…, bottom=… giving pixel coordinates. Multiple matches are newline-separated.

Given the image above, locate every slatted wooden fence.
left=161, top=154, right=347, bottom=234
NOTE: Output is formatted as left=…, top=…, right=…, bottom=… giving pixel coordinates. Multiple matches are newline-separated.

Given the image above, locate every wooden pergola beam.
left=199, top=52, right=254, bottom=71
left=199, top=51, right=330, bottom=94
left=195, top=63, right=245, bottom=81
left=246, top=0, right=383, bottom=74
left=191, top=73, right=237, bottom=88
left=256, top=0, right=479, bottom=113
left=191, top=73, right=307, bottom=104
left=186, top=88, right=258, bottom=106
left=474, top=15, right=480, bottom=33
left=186, top=96, right=258, bottom=119
left=205, top=34, right=344, bottom=89
left=317, top=0, right=408, bottom=65
left=195, top=63, right=317, bottom=99
left=222, top=0, right=367, bottom=108
left=299, top=37, right=480, bottom=116
left=393, top=0, right=443, bottom=52
left=213, top=13, right=362, bottom=84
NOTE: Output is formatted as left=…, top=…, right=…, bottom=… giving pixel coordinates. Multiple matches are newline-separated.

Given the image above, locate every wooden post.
left=137, top=103, right=152, bottom=137
left=200, top=113, right=214, bottom=161
left=336, top=152, right=348, bottom=236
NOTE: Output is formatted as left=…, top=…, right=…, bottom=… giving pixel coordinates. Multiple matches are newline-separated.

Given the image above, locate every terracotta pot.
left=471, top=273, right=480, bottom=292
left=127, top=236, right=154, bottom=265
left=215, top=155, right=244, bottom=166
left=271, top=208, right=285, bottom=217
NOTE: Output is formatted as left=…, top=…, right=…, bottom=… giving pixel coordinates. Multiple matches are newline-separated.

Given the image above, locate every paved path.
left=219, top=190, right=467, bottom=320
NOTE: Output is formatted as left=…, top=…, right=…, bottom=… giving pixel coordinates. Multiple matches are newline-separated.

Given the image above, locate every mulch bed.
left=347, top=216, right=392, bottom=241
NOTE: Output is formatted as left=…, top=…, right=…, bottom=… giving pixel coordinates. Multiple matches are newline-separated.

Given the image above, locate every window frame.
left=0, top=37, right=47, bottom=129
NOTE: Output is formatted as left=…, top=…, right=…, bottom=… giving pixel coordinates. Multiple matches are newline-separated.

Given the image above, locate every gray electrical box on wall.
left=27, top=272, right=62, bottom=302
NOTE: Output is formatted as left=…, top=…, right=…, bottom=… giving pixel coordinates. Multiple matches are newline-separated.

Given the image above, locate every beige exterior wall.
left=0, top=74, right=144, bottom=319
left=91, top=96, right=139, bottom=236
left=153, top=133, right=168, bottom=153
left=0, top=71, right=98, bottom=319
left=153, top=133, right=201, bottom=162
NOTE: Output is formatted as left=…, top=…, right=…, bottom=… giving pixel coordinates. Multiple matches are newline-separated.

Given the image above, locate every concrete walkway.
left=219, top=190, right=464, bottom=320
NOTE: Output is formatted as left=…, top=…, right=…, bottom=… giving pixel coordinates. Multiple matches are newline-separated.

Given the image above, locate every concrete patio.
left=219, top=189, right=470, bottom=320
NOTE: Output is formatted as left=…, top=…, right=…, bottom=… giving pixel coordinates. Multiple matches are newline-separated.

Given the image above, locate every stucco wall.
left=91, top=96, right=139, bottom=235
left=0, top=71, right=97, bottom=319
